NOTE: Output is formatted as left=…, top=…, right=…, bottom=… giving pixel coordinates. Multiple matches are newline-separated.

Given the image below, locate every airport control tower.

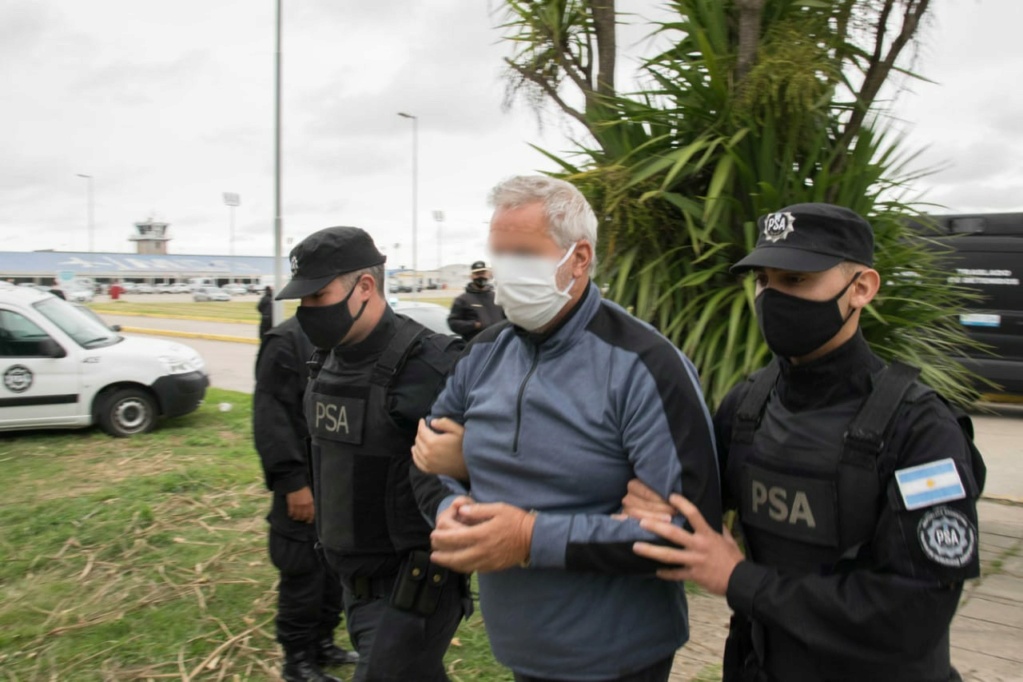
left=129, top=218, right=172, bottom=255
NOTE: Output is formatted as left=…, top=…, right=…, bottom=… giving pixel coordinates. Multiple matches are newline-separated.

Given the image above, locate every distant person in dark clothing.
left=49, top=279, right=66, bottom=300
left=447, top=260, right=503, bottom=341
left=254, top=317, right=359, bottom=682
left=258, top=286, right=274, bottom=337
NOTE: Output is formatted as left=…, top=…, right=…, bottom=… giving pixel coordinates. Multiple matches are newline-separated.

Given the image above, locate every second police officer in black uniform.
left=275, top=226, right=468, bottom=682
left=254, top=316, right=359, bottom=682
left=446, top=260, right=504, bottom=342
left=632, top=204, right=986, bottom=682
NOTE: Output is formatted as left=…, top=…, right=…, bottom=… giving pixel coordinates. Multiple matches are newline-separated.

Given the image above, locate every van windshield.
left=34, top=297, right=119, bottom=348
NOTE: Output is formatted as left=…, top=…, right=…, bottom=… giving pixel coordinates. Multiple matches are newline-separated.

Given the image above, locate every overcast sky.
left=0, top=0, right=1020, bottom=267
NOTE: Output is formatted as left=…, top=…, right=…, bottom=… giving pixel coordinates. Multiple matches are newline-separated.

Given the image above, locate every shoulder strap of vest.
left=732, top=359, right=780, bottom=444
left=370, top=317, right=429, bottom=388
left=842, top=360, right=920, bottom=463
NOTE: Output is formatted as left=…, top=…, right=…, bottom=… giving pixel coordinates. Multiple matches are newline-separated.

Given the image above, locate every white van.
left=0, top=284, right=209, bottom=436
left=187, top=277, right=215, bottom=292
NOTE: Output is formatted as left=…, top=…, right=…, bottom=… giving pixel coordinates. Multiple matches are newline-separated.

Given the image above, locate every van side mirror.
left=38, top=338, right=67, bottom=358
left=110, top=324, right=122, bottom=332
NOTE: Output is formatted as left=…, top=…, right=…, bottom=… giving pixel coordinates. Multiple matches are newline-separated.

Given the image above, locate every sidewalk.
left=669, top=499, right=1023, bottom=682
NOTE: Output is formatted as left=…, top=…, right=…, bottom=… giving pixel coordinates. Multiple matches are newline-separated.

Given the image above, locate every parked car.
left=388, top=282, right=414, bottom=294
left=135, top=283, right=156, bottom=295
left=223, top=283, right=248, bottom=296
left=193, top=286, right=232, bottom=302
left=64, top=286, right=94, bottom=303
left=0, top=284, right=208, bottom=436
left=171, top=283, right=191, bottom=294
left=156, top=283, right=176, bottom=294
left=389, top=300, right=453, bottom=335
left=121, top=283, right=139, bottom=294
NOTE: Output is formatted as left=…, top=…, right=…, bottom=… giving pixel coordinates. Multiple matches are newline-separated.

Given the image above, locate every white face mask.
left=491, top=244, right=577, bottom=331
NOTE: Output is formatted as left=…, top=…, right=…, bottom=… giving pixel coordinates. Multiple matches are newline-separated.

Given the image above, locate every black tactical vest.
left=727, top=361, right=953, bottom=681
left=304, top=316, right=434, bottom=557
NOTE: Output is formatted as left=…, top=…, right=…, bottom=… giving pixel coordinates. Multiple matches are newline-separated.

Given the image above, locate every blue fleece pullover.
left=430, top=283, right=721, bottom=680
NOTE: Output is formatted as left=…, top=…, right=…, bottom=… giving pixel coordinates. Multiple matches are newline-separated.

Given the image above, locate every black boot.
left=315, top=636, right=360, bottom=667
left=281, top=649, right=341, bottom=682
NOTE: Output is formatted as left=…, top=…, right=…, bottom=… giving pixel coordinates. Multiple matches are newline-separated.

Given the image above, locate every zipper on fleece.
left=513, top=346, right=541, bottom=454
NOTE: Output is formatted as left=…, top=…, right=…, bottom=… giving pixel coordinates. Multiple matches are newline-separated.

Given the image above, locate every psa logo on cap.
left=290, top=255, right=299, bottom=275
left=763, top=211, right=795, bottom=243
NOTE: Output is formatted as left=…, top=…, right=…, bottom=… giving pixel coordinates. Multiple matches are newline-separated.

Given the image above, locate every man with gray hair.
left=412, top=175, right=721, bottom=682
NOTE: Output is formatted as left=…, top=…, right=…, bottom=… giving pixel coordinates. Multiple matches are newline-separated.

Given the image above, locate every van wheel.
left=98, top=388, right=157, bottom=437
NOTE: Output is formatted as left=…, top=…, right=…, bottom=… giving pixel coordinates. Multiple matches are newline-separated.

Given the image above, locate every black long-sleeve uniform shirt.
left=447, top=283, right=504, bottom=341
left=253, top=316, right=316, bottom=539
left=716, top=332, right=983, bottom=680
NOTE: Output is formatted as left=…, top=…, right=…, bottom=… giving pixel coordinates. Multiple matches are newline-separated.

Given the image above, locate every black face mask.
left=473, top=277, right=489, bottom=288
left=296, top=285, right=367, bottom=350
left=755, top=273, right=861, bottom=359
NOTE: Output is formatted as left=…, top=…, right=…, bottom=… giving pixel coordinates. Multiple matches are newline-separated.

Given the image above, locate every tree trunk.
left=735, top=0, right=765, bottom=83
left=588, top=0, right=617, bottom=99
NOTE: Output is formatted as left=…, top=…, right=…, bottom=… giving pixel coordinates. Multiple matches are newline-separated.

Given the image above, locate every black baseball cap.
left=471, top=260, right=488, bottom=273
left=731, top=203, right=874, bottom=274
left=276, top=226, right=386, bottom=300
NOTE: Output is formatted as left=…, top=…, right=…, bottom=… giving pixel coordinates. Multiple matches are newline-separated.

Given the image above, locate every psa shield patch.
left=917, top=506, right=976, bottom=568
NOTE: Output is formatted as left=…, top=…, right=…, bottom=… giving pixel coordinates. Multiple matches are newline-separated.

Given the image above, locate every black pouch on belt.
left=414, top=561, right=448, bottom=616
left=390, top=550, right=450, bottom=616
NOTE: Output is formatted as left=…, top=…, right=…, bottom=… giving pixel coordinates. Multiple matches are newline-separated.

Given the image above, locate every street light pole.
left=272, top=0, right=285, bottom=326
left=432, top=210, right=444, bottom=277
left=223, top=193, right=240, bottom=283
left=76, top=174, right=94, bottom=252
left=397, top=112, right=418, bottom=291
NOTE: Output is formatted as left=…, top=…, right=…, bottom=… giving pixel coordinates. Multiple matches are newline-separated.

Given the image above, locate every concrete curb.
left=120, top=326, right=258, bottom=345
left=981, top=493, right=1023, bottom=506
left=95, top=310, right=255, bottom=325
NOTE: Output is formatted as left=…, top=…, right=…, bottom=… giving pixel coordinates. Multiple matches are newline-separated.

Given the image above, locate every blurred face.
left=488, top=202, right=590, bottom=289
left=490, top=203, right=564, bottom=258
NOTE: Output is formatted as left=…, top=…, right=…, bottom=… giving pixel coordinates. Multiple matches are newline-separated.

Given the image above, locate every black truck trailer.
left=924, top=212, right=1023, bottom=395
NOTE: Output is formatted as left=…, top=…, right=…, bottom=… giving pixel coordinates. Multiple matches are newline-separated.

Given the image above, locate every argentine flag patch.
left=895, top=458, right=966, bottom=511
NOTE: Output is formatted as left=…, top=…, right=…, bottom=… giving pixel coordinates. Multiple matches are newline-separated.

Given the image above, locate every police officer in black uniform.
left=275, top=226, right=468, bottom=682
left=254, top=316, right=359, bottom=682
left=446, top=260, right=504, bottom=341
left=632, top=204, right=986, bottom=682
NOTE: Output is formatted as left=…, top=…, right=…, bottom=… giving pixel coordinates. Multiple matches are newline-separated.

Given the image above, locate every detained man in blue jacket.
left=411, top=175, right=722, bottom=682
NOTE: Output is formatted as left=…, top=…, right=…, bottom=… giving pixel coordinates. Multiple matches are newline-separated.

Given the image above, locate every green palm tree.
left=500, top=0, right=979, bottom=407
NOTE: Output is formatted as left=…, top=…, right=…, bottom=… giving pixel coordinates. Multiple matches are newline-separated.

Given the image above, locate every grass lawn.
left=0, top=388, right=509, bottom=681
left=89, top=297, right=458, bottom=324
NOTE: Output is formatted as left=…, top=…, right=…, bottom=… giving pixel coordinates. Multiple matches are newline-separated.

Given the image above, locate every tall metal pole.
left=76, top=174, right=94, bottom=252
left=432, top=209, right=444, bottom=275
left=223, top=193, right=240, bottom=284
left=272, top=0, right=285, bottom=325
left=398, top=112, right=418, bottom=291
